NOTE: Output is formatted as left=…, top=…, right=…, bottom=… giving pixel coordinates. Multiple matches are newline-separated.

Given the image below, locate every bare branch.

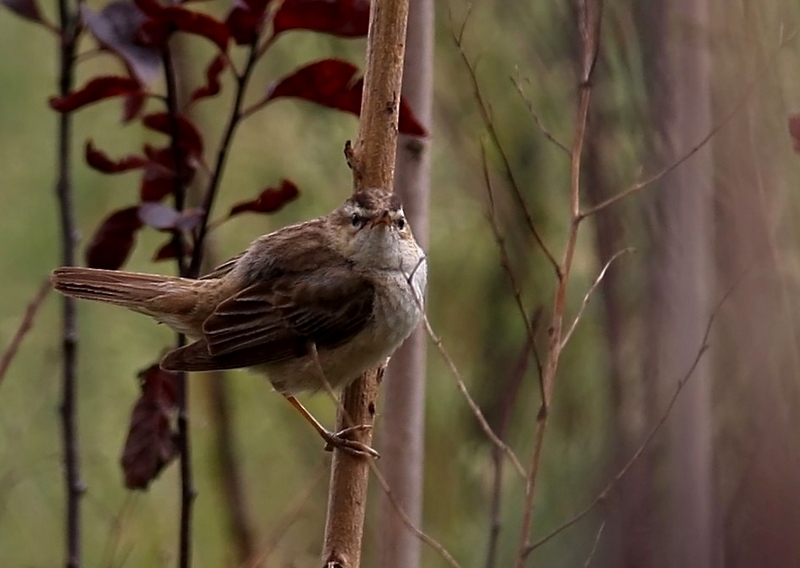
left=451, top=18, right=560, bottom=275
left=560, top=247, right=635, bottom=349
left=582, top=521, right=605, bottom=568
left=0, top=280, right=50, bottom=386
left=523, top=274, right=743, bottom=558
left=421, top=313, right=526, bottom=479
left=511, top=77, right=571, bottom=156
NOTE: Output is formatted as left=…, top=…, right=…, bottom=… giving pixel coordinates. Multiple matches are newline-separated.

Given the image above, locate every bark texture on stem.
left=322, top=0, right=409, bottom=566
left=378, top=0, right=432, bottom=566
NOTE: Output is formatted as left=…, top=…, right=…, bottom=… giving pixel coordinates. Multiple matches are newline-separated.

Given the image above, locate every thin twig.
left=560, top=247, right=635, bottom=348
left=162, top=44, right=194, bottom=568
left=421, top=313, right=526, bottom=479
left=188, top=39, right=261, bottom=277
left=511, top=76, right=571, bottom=156
left=240, top=462, right=327, bottom=568
left=523, top=274, right=742, bottom=558
left=514, top=4, right=599, bottom=565
left=368, top=462, right=462, bottom=568
left=582, top=521, right=605, bottom=568
left=0, top=280, right=51, bottom=386
left=481, top=143, right=544, bottom=392
left=451, top=16, right=560, bottom=275
left=55, top=1, right=83, bottom=564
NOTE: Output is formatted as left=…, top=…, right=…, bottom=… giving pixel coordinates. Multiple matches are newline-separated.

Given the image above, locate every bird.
left=51, top=188, right=427, bottom=457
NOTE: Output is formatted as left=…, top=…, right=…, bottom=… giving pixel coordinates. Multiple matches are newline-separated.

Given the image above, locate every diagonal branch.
left=511, top=76, right=571, bottom=156
left=523, top=274, right=743, bottom=559
left=0, top=280, right=51, bottom=387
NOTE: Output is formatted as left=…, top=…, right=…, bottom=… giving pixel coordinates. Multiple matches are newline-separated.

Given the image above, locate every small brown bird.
left=52, top=188, right=427, bottom=456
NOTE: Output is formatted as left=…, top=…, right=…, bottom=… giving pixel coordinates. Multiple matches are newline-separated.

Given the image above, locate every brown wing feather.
left=161, top=264, right=374, bottom=372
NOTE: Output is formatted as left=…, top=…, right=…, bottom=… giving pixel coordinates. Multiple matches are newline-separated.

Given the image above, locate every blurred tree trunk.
left=584, top=50, right=653, bottom=566
left=643, top=0, right=716, bottom=565
left=377, top=0, right=432, bottom=566
left=712, top=4, right=800, bottom=565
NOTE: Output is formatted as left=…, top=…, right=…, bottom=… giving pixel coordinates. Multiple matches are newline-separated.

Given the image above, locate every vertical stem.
left=55, top=3, right=82, bottom=566
left=162, top=45, right=194, bottom=568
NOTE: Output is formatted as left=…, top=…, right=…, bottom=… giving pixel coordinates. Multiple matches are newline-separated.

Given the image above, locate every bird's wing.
left=161, top=265, right=374, bottom=371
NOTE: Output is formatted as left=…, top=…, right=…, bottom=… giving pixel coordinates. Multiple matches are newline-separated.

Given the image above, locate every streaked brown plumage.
left=52, top=188, right=427, bottom=455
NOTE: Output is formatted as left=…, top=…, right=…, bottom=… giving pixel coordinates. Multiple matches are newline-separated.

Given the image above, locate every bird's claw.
left=322, top=425, right=380, bottom=459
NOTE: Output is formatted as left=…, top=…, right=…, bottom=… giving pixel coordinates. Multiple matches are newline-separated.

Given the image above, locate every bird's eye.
left=351, top=213, right=364, bottom=228
left=396, top=217, right=406, bottom=230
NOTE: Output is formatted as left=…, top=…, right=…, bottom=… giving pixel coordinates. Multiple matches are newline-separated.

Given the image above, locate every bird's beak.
left=370, top=210, right=392, bottom=228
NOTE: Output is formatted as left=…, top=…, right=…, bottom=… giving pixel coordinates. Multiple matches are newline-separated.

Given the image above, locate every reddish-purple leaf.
left=85, top=140, right=146, bottom=173
left=143, top=112, right=204, bottom=157
left=224, top=0, right=271, bottom=45
left=789, top=114, right=800, bottom=155
left=139, top=145, right=195, bottom=202
left=121, top=364, right=180, bottom=490
left=81, top=2, right=161, bottom=85
left=273, top=0, right=369, bottom=38
left=50, top=76, right=143, bottom=113
left=122, top=92, right=147, bottom=123
left=85, top=206, right=143, bottom=269
left=259, top=59, right=427, bottom=136
left=263, top=58, right=362, bottom=114
left=189, top=54, right=227, bottom=104
left=134, top=0, right=230, bottom=52
left=1, top=0, right=45, bottom=23
left=229, top=179, right=300, bottom=216
left=152, top=237, right=193, bottom=262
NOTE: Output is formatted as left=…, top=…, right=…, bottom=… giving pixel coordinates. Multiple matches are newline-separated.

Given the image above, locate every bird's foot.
left=322, top=425, right=379, bottom=459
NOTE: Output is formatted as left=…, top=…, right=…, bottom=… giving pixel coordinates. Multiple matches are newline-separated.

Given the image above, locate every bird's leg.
left=283, top=395, right=379, bottom=458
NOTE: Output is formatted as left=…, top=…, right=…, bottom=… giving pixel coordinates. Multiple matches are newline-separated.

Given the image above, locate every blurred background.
left=2, top=0, right=800, bottom=566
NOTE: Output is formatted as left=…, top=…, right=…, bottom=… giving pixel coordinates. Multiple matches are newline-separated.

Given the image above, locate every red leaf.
left=189, top=54, right=227, bottom=104
left=259, top=59, right=427, bottom=136
left=122, top=92, right=147, bottom=123
left=134, top=0, right=230, bottom=52
left=140, top=145, right=196, bottom=202
left=85, top=206, right=143, bottom=269
left=143, top=112, right=204, bottom=157
left=85, top=140, right=146, bottom=173
left=229, top=179, right=300, bottom=216
left=121, top=364, right=180, bottom=490
left=1, top=0, right=45, bottom=24
left=273, top=0, right=369, bottom=38
left=264, top=58, right=362, bottom=113
left=789, top=114, right=800, bottom=155
left=224, top=0, right=271, bottom=45
left=81, top=2, right=161, bottom=86
left=50, top=76, right=143, bottom=113
left=152, top=238, right=193, bottom=262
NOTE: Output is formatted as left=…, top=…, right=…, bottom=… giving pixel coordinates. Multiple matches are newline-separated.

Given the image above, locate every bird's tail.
left=51, top=267, right=197, bottom=321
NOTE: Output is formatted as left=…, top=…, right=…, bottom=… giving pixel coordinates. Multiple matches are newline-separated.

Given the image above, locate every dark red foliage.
left=121, top=364, right=180, bottom=490
left=260, top=59, right=427, bottom=136
left=152, top=238, right=193, bottom=262
left=789, top=114, right=800, bottom=155
left=224, top=0, right=271, bottom=45
left=189, top=54, right=227, bottom=104
left=273, top=0, right=369, bottom=38
left=85, top=206, right=143, bottom=269
left=229, top=179, right=299, bottom=216
left=140, top=145, right=196, bottom=202
left=122, top=92, right=147, bottom=123
left=1, top=0, right=45, bottom=24
left=85, top=140, right=146, bottom=173
left=134, top=0, right=230, bottom=52
left=81, top=1, right=161, bottom=85
left=143, top=112, right=204, bottom=157
left=50, top=76, right=143, bottom=113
